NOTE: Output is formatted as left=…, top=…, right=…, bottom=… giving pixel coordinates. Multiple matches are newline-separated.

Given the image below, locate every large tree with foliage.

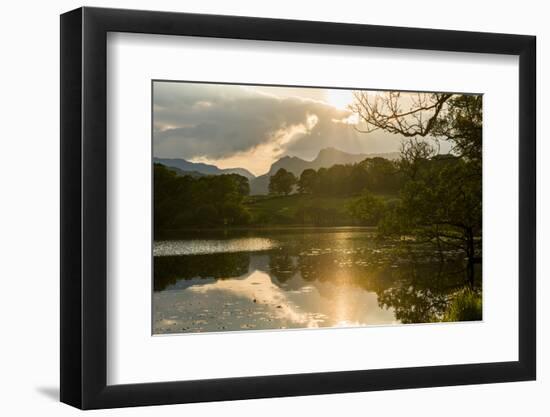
left=350, top=92, right=482, bottom=285
left=297, top=168, right=317, bottom=194
left=269, top=168, right=297, bottom=195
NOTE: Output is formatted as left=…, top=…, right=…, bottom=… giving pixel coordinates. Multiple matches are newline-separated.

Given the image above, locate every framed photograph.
left=60, top=6, right=536, bottom=409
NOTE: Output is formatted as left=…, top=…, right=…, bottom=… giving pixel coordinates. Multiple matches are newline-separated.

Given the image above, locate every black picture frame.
left=60, top=6, right=536, bottom=410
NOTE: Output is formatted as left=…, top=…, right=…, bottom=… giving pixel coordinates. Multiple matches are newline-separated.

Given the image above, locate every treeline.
left=154, top=163, right=250, bottom=234
left=268, top=157, right=403, bottom=197
left=154, top=156, right=405, bottom=232
left=347, top=154, right=472, bottom=227
left=155, top=154, right=475, bottom=231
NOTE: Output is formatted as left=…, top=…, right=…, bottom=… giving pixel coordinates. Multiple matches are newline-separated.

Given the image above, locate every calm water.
left=153, top=228, right=478, bottom=334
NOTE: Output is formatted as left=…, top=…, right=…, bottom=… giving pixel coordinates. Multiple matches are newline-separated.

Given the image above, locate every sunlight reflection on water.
left=153, top=268, right=396, bottom=334
left=153, top=229, right=478, bottom=334
left=154, top=237, right=278, bottom=256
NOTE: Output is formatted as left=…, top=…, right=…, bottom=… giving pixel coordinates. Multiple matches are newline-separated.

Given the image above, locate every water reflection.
left=153, top=230, right=481, bottom=334
left=154, top=237, right=276, bottom=256
left=189, top=270, right=327, bottom=329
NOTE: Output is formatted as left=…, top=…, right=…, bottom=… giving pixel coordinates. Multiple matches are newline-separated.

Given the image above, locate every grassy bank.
left=245, top=193, right=396, bottom=226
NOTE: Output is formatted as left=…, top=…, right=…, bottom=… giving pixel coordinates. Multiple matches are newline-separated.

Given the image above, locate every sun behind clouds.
left=325, top=88, right=355, bottom=110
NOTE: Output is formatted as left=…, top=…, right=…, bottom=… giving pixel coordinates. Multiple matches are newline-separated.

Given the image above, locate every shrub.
left=444, top=289, right=482, bottom=322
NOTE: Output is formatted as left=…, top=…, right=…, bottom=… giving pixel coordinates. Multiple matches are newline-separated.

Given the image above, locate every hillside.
left=244, top=193, right=398, bottom=226
left=245, top=194, right=356, bottom=226
left=153, top=157, right=255, bottom=180
left=163, top=165, right=206, bottom=178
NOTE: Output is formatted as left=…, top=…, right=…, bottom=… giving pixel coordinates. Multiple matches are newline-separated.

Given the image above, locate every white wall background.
left=0, top=0, right=546, bottom=415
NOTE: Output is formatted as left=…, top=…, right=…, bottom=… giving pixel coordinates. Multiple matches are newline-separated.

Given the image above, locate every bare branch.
left=351, top=91, right=453, bottom=138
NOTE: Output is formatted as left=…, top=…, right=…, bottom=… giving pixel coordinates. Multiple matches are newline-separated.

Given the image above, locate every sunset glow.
left=325, top=89, right=355, bottom=110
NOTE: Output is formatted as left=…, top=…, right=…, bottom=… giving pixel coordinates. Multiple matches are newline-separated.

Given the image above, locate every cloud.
left=153, top=82, right=402, bottom=172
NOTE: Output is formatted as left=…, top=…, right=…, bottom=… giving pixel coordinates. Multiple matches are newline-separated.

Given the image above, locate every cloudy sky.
left=153, top=81, right=406, bottom=176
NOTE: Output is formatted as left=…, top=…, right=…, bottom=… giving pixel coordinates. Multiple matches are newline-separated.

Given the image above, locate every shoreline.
left=155, top=225, right=379, bottom=238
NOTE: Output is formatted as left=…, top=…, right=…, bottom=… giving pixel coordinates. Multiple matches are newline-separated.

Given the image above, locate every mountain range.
left=155, top=147, right=400, bottom=195
left=153, top=157, right=255, bottom=179
left=249, top=147, right=399, bottom=194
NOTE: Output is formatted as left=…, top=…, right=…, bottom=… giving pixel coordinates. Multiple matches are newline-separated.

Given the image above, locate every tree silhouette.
left=268, top=168, right=297, bottom=195
left=297, top=168, right=317, bottom=194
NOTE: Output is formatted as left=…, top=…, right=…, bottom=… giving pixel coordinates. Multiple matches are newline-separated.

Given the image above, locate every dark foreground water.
left=153, top=228, right=480, bottom=334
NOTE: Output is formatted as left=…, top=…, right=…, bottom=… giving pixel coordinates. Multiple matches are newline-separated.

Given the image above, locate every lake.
left=153, top=228, right=479, bottom=334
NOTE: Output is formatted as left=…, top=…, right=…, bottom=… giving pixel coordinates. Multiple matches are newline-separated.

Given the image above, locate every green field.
left=245, top=193, right=396, bottom=226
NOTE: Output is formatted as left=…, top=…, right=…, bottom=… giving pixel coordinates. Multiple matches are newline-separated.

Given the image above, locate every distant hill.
left=153, top=157, right=255, bottom=180
left=250, top=147, right=400, bottom=195
left=162, top=165, right=206, bottom=178
left=154, top=149, right=400, bottom=194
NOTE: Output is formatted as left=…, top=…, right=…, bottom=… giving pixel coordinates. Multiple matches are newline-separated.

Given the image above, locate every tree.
left=397, top=138, right=439, bottom=180
left=382, top=151, right=482, bottom=284
left=351, top=92, right=452, bottom=138
left=360, top=157, right=402, bottom=193
left=351, top=92, right=482, bottom=286
left=269, top=168, right=297, bottom=195
left=351, top=92, right=481, bottom=163
left=347, top=190, right=385, bottom=225
left=228, top=173, right=250, bottom=197
left=298, top=168, right=317, bottom=194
